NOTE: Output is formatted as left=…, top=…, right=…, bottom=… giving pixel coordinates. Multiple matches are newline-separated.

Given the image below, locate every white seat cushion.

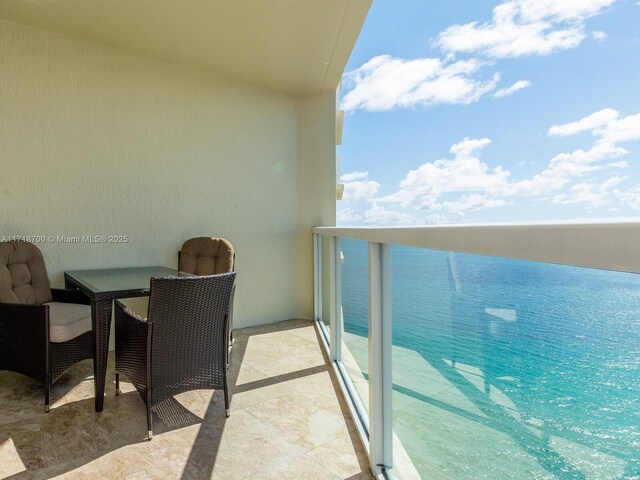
left=45, top=302, right=92, bottom=343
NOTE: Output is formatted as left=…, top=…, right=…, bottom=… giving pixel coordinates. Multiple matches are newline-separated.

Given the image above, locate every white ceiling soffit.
left=0, top=0, right=371, bottom=96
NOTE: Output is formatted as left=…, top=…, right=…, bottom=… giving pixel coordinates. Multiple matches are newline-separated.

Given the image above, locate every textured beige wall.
left=296, top=94, right=337, bottom=319
left=0, top=19, right=333, bottom=327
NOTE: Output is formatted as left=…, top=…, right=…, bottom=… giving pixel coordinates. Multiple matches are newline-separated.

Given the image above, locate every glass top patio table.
left=63, top=266, right=188, bottom=412
left=64, top=266, right=185, bottom=294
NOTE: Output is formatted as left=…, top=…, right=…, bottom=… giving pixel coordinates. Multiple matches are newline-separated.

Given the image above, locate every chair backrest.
left=178, top=237, right=234, bottom=275
left=0, top=241, right=52, bottom=304
left=147, top=272, right=236, bottom=397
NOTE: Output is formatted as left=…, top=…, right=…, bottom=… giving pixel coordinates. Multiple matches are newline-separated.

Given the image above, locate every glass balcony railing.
left=341, top=239, right=370, bottom=414
left=312, top=223, right=640, bottom=480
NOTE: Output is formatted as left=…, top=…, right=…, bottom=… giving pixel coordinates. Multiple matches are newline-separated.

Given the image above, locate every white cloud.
left=401, top=109, right=636, bottom=207
left=607, top=161, right=629, bottom=168
left=618, top=185, right=640, bottom=209
left=340, top=171, right=370, bottom=182
left=337, top=171, right=420, bottom=226
left=336, top=207, right=363, bottom=224
left=552, top=175, right=627, bottom=207
left=341, top=2, right=616, bottom=114
left=442, top=194, right=510, bottom=213
left=339, top=172, right=380, bottom=201
left=541, top=110, right=640, bottom=200
left=548, top=108, right=619, bottom=136
left=337, top=108, right=640, bottom=226
left=375, top=131, right=629, bottom=218
left=548, top=109, right=640, bottom=159
left=363, top=204, right=419, bottom=226
left=592, top=30, right=608, bottom=40
left=380, top=138, right=513, bottom=209
left=436, top=0, right=616, bottom=58
left=341, top=55, right=500, bottom=112
left=450, top=137, right=493, bottom=157
left=493, top=80, right=531, bottom=97
left=337, top=171, right=379, bottom=224
left=507, top=142, right=629, bottom=195
left=425, top=213, right=458, bottom=225
left=595, top=112, right=640, bottom=145
left=341, top=1, right=615, bottom=113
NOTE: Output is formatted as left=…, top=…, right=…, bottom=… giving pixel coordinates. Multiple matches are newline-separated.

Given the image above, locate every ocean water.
left=340, top=239, right=640, bottom=480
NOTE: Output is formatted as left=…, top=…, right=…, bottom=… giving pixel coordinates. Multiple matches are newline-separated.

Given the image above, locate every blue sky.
left=337, top=0, right=640, bottom=225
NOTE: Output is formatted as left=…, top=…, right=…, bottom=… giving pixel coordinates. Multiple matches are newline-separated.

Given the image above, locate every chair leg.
left=44, top=377, right=50, bottom=413
left=224, top=383, right=230, bottom=417
left=115, top=373, right=120, bottom=396
left=147, top=405, right=153, bottom=440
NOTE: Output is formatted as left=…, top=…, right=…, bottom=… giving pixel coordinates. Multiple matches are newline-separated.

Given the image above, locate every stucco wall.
left=0, top=19, right=332, bottom=327
left=297, top=94, right=337, bottom=320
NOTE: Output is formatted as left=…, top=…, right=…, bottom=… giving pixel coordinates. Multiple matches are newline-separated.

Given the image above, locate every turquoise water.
left=340, top=239, right=640, bottom=479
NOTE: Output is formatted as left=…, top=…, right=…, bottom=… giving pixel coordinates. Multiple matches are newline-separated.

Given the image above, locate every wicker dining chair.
left=178, top=237, right=236, bottom=345
left=114, top=272, right=236, bottom=439
left=0, top=241, right=93, bottom=412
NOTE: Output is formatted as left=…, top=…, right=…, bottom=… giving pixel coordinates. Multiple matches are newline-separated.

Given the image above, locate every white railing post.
left=328, top=236, right=342, bottom=361
left=368, top=242, right=393, bottom=475
left=313, top=233, right=322, bottom=322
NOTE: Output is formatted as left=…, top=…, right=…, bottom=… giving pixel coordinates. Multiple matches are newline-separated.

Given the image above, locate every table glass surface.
left=65, top=266, right=185, bottom=293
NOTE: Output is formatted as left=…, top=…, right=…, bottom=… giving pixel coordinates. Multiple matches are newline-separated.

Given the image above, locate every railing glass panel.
left=389, top=245, right=640, bottom=479
left=319, top=235, right=332, bottom=334
left=340, top=238, right=371, bottom=413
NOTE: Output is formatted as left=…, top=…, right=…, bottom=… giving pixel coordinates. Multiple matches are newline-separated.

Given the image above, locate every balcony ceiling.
left=0, top=0, right=371, bottom=96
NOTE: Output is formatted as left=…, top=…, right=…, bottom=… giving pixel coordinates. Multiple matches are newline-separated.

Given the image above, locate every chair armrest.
left=0, top=302, right=49, bottom=337
left=51, top=288, right=91, bottom=305
left=0, top=302, right=49, bottom=323
left=0, top=303, right=49, bottom=376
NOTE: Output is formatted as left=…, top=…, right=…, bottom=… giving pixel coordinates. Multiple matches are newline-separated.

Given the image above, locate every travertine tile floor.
left=0, top=320, right=372, bottom=479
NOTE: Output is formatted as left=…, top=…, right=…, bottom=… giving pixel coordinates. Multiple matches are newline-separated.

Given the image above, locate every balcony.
left=3, top=222, right=638, bottom=480
left=0, top=320, right=372, bottom=479
left=313, top=222, right=640, bottom=479
left=0, top=1, right=379, bottom=478
left=1, top=1, right=639, bottom=479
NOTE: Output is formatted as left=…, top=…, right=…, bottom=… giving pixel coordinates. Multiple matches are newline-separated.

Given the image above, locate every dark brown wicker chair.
left=178, top=237, right=236, bottom=344
left=114, top=272, right=236, bottom=439
left=0, top=241, right=93, bottom=412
